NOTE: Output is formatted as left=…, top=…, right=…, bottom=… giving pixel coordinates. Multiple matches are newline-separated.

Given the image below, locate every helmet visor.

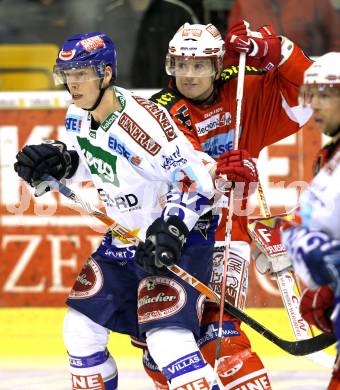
left=166, top=55, right=216, bottom=77
left=299, top=84, right=340, bottom=107
left=53, top=61, right=104, bottom=85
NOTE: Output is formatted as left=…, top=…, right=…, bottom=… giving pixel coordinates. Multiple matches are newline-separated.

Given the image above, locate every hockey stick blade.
left=35, top=175, right=337, bottom=356
left=223, top=299, right=336, bottom=356
left=164, top=261, right=337, bottom=355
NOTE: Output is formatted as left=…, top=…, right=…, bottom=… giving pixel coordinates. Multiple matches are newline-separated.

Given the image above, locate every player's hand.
left=225, top=20, right=281, bottom=71
left=135, top=216, right=189, bottom=275
left=300, top=286, right=335, bottom=333
left=14, top=140, right=78, bottom=184
left=215, top=149, right=258, bottom=199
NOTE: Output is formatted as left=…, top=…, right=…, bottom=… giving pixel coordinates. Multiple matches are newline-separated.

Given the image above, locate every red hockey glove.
left=225, top=20, right=281, bottom=71
left=215, top=149, right=258, bottom=199
left=299, top=286, right=335, bottom=333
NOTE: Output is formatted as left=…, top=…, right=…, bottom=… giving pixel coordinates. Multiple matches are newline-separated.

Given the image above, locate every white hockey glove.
left=248, top=215, right=292, bottom=274
left=253, top=245, right=292, bottom=274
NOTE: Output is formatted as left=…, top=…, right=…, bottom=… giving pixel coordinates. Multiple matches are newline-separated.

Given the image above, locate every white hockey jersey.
left=299, top=148, right=340, bottom=239
left=62, top=87, right=216, bottom=246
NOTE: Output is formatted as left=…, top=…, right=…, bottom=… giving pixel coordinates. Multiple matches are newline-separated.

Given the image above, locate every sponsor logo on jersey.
left=69, top=257, right=103, bottom=299
left=69, top=357, right=83, bottom=367
left=89, top=130, right=97, bottom=139
left=137, top=276, right=187, bottom=323
left=108, top=133, right=142, bottom=167
left=197, top=321, right=240, bottom=348
left=171, top=165, right=204, bottom=193
left=220, top=65, right=260, bottom=82
left=154, top=91, right=176, bottom=106
left=217, top=354, right=244, bottom=377
left=228, top=373, right=270, bottom=388
left=143, top=350, right=159, bottom=372
left=165, top=352, right=204, bottom=377
left=195, top=112, right=231, bottom=136
left=201, top=129, right=242, bottom=158
left=133, top=96, right=178, bottom=141
left=203, top=106, right=223, bottom=119
left=101, top=94, right=126, bottom=134
left=65, top=114, right=82, bottom=133
left=173, top=378, right=210, bottom=390
left=161, top=145, right=188, bottom=170
left=193, top=213, right=212, bottom=239
left=71, top=373, right=104, bottom=389
left=69, top=351, right=109, bottom=369
left=99, top=95, right=126, bottom=133
left=175, top=104, right=193, bottom=131
left=97, top=188, right=140, bottom=212
left=101, top=113, right=118, bottom=132
left=103, top=247, right=135, bottom=260
left=77, top=137, right=120, bottom=186
left=118, top=112, right=161, bottom=156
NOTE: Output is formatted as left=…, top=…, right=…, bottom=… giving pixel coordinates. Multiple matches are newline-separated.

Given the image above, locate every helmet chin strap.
left=83, top=79, right=109, bottom=112
left=330, top=125, right=340, bottom=139
left=64, top=79, right=110, bottom=112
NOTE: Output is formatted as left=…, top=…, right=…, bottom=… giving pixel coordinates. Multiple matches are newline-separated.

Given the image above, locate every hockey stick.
left=250, top=182, right=335, bottom=367
left=33, top=175, right=336, bottom=356
left=213, top=51, right=247, bottom=376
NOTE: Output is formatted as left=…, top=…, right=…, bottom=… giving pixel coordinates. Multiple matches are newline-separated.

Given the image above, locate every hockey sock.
left=143, top=348, right=169, bottom=389
left=63, top=308, right=118, bottom=390
left=146, top=326, right=223, bottom=389
left=68, top=351, right=118, bottom=390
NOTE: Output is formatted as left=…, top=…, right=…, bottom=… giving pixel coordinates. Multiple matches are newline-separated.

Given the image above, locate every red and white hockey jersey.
left=151, top=42, right=313, bottom=243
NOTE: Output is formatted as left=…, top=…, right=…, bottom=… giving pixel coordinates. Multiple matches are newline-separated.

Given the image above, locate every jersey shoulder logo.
left=150, top=88, right=182, bottom=109
left=65, top=114, right=83, bottom=133
left=220, top=65, right=263, bottom=83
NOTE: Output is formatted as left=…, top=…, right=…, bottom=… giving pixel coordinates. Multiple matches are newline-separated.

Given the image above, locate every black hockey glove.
left=14, top=140, right=79, bottom=185
left=135, top=215, right=189, bottom=275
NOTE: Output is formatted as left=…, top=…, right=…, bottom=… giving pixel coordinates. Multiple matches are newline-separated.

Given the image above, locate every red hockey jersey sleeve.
left=236, top=42, right=313, bottom=155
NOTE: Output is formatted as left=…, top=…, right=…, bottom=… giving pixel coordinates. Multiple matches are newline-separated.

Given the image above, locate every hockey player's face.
left=310, top=87, right=340, bottom=136
left=65, top=67, right=101, bottom=109
left=176, top=75, right=214, bottom=101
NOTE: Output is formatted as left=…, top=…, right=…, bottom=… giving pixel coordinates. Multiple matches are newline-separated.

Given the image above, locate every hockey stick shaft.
left=214, top=51, right=247, bottom=374
left=256, top=182, right=334, bottom=367
left=34, top=175, right=336, bottom=355
left=256, top=182, right=311, bottom=340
